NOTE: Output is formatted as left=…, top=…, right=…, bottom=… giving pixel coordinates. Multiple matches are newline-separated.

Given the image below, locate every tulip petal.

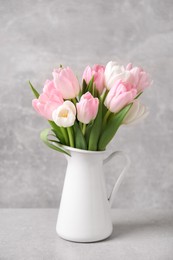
left=98, top=104, right=132, bottom=150
left=123, top=100, right=140, bottom=124
left=52, top=101, right=76, bottom=128
left=123, top=100, right=149, bottom=125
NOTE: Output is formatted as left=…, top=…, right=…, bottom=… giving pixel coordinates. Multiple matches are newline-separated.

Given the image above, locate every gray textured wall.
left=0, top=0, right=173, bottom=208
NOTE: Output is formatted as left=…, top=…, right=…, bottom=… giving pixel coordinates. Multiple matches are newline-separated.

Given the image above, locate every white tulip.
left=123, top=100, right=149, bottom=125
left=52, top=101, right=76, bottom=128
left=104, top=61, right=130, bottom=90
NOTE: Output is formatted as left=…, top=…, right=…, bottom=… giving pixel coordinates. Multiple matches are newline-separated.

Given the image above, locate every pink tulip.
left=32, top=80, right=64, bottom=120
left=126, top=63, right=151, bottom=93
left=82, top=64, right=105, bottom=94
left=76, top=92, right=99, bottom=124
left=53, top=67, right=80, bottom=99
left=104, top=80, right=137, bottom=113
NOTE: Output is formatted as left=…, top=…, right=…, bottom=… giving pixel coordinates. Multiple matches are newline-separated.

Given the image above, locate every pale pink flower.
left=32, top=80, right=64, bottom=120
left=104, top=80, right=137, bottom=113
left=123, top=99, right=149, bottom=125
left=53, top=67, right=80, bottom=99
left=126, top=63, right=151, bottom=93
left=52, top=101, right=76, bottom=128
left=76, top=92, right=99, bottom=124
left=104, top=61, right=130, bottom=90
left=82, top=64, right=105, bottom=94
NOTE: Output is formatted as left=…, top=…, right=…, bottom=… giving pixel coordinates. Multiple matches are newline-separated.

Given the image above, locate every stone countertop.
left=0, top=209, right=173, bottom=260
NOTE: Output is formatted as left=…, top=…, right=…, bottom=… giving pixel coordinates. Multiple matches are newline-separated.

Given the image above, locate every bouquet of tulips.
left=30, top=61, right=151, bottom=156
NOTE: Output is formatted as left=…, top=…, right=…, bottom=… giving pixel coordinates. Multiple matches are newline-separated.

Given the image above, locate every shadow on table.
left=109, top=212, right=173, bottom=240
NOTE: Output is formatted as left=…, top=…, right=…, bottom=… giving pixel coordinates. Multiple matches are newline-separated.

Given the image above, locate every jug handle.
left=103, top=151, right=131, bottom=207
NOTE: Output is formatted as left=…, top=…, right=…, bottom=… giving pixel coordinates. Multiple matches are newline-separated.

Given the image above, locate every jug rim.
left=62, top=145, right=106, bottom=154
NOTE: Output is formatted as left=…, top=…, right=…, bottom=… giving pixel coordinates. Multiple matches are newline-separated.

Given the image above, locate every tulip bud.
left=76, top=92, right=99, bottom=124
left=123, top=99, right=149, bottom=125
left=32, top=80, right=64, bottom=120
left=104, top=80, right=137, bottom=113
left=126, top=64, right=151, bottom=93
left=82, top=64, right=105, bottom=94
left=104, top=61, right=130, bottom=90
left=53, top=67, right=80, bottom=99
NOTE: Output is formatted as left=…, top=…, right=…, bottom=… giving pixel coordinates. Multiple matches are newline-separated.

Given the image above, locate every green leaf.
left=51, top=128, right=66, bottom=144
left=67, top=127, right=75, bottom=147
left=47, top=139, right=61, bottom=144
left=48, top=121, right=66, bottom=144
left=85, top=122, right=93, bottom=145
left=101, top=89, right=109, bottom=117
left=92, top=84, right=99, bottom=98
left=79, top=79, right=88, bottom=99
left=29, top=81, right=40, bottom=98
left=73, top=122, right=87, bottom=150
left=98, top=104, right=132, bottom=151
left=40, top=128, right=70, bottom=156
left=81, top=79, right=88, bottom=95
left=135, top=92, right=143, bottom=99
left=87, top=76, right=94, bottom=94
left=102, top=103, right=108, bottom=118
left=88, top=99, right=103, bottom=151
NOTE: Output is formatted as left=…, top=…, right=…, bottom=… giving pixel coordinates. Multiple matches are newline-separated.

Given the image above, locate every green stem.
left=82, top=124, right=86, bottom=136
left=72, top=98, right=77, bottom=105
left=79, top=122, right=83, bottom=131
left=60, top=127, right=69, bottom=145
left=101, top=89, right=108, bottom=103
left=67, top=127, right=74, bottom=147
left=103, top=110, right=111, bottom=128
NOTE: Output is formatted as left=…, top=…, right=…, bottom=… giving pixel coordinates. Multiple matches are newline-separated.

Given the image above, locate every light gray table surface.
left=0, top=209, right=173, bottom=260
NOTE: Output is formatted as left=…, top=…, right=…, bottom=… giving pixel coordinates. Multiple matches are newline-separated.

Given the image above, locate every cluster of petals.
left=32, top=61, right=151, bottom=127
left=53, top=67, right=80, bottom=99
left=82, top=65, right=105, bottom=94
left=76, top=92, right=99, bottom=124
left=32, top=80, right=64, bottom=120
left=104, top=61, right=130, bottom=90
left=103, top=60, right=151, bottom=117
left=52, top=101, right=76, bottom=128
left=126, top=63, right=151, bottom=93
left=104, top=61, right=151, bottom=93
left=104, top=80, right=137, bottom=113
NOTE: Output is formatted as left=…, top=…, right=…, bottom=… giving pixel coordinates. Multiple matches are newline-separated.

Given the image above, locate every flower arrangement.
left=30, top=61, right=151, bottom=156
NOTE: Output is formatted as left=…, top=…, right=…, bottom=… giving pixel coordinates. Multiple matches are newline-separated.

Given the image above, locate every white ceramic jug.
left=56, top=146, right=130, bottom=242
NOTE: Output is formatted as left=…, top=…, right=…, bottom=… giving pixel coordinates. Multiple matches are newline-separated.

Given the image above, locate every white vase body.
left=56, top=147, right=130, bottom=242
